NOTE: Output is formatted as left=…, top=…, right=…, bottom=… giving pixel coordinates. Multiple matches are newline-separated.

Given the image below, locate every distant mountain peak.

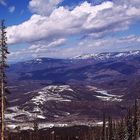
left=72, top=50, right=140, bottom=60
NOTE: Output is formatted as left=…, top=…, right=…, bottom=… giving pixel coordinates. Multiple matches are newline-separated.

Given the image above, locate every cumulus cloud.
left=54, top=35, right=140, bottom=58
left=7, top=0, right=140, bottom=60
left=7, top=0, right=140, bottom=45
left=29, top=0, right=63, bottom=16
left=7, top=1, right=114, bottom=44
left=8, top=38, right=67, bottom=61
left=28, top=38, right=66, bottom=53
left=8, top=35, right=140, bottom=61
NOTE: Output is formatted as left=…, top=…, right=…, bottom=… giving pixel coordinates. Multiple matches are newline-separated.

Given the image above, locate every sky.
left=0, top=0, right=140, bottom=62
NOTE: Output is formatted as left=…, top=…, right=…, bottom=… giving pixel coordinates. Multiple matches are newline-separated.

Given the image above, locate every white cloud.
left=28, top=38, right=66, bottom=52
left=29, top=0, right=63, bottom=16
left=7, top=0, right=140, bottom=45
left=9, top=6, right=15, bottom=13
left=55, top=35, right=140, bottom=58
left=8, top=35, right=140, bottom=61
left=8, top=38, right=67, bottom=61
left=7, top=1, right=114, bottom=44
left=7, top=0, right=140, bottom=60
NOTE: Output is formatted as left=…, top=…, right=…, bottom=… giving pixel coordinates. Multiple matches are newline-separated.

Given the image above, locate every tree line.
left=102, top=99, right=140, bottom=140
left=3, top=99, right=140, bottom=140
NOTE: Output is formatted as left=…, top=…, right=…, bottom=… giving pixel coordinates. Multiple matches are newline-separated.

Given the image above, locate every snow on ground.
left=96, top=95, right=122, bottom=102
left=5, top=107, right=46, bottom=122
left=6, top=85, right=73, bottom=123
left=5, top=106, right=33, bottom=122
left=6, top=122, right=69, bottom=130
left=6, top=121, right=103, bottom=131
left=95, top=90, right=123, bottom=102
left=87, top=86, right=123, bottom=102
left=6, top=85, right=123, bottom=127
left=31, top=85, right=72, bottom=106
left=72, top=50, right=140, bottom=60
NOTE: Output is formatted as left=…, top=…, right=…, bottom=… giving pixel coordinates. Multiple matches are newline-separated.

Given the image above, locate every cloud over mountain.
left=7, top=0, right=140, bottom=60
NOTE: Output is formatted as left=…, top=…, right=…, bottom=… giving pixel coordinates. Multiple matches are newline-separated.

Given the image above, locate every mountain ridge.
left=72, top=50, right=140, bottom=60
left=6, top=50, right=140, bottom=128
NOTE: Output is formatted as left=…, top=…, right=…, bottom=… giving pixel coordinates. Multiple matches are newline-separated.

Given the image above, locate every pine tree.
left=133, top=99, right=139, bottom=140
left=102, top=113, right=106, bottom=140
left=0, top=20, right=10, bottom=140
left=108, top=116, right=113, bottom=140
left=33, top=118, right=39, bottom=140
left=117, top=118, right=127, bottom=140
left=112, top=120, right=117, bottom=140
left=33, top=119, right=39, bottom=132
left=126, top=109, right=133, bottom=140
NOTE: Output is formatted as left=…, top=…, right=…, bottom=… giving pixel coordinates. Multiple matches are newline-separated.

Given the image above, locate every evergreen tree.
left=126, top=109, right=133, bottom=140
left=33, top=119, right=39, bottom=132
left=117, top=118, right=127, bottom=140
left=102, top=113, right=106, bottom=140
left=108, top=116, right=113, bottom=140
left=33, top=118, right=39, bottom=140
left=133, top=99, right=139, bottom=140
left=0, top=20, right=10, bottom=140
left=112, top=120, right=117, bottom=140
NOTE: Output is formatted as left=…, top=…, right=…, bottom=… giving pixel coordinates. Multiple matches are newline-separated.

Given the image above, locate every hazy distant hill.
left=6, top=50, right=140, bottom=127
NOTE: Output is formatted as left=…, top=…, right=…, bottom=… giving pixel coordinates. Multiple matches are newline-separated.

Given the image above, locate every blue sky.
left=0, top=0, right=31, bottom=26
left=0, top=0, right=140, bottom=62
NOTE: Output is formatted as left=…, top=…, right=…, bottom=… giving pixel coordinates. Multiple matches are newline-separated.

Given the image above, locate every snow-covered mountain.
left=6, top=84, right=123, bottom=129
left=6, top=50, right=140, bottom=129
left=72, top=50, right=140, bottom=60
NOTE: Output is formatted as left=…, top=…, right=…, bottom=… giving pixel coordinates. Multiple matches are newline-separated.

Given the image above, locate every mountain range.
left=6, top=50, right=140, bottom=129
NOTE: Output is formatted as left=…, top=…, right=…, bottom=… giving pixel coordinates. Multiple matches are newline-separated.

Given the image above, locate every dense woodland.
left=3, top=99, right=140, bottom=140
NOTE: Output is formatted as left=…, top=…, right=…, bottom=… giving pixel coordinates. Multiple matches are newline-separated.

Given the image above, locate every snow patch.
left=72, top=50, right=140, bottom=60
left=87, top=86, right=123, bottom=102
left=31, top=85, right=72, bottom=106
left=95, top=90, right=123, bottom=102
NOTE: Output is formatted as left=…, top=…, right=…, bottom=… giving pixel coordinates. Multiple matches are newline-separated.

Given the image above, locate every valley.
left=5, top=50, right=140, bottom=129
